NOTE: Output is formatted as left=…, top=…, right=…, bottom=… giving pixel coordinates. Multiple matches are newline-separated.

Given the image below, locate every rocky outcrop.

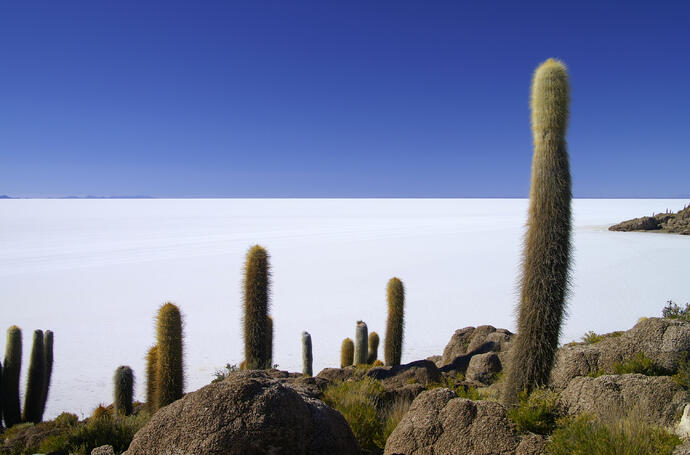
left=609, top=205, right=690, bottom=235
left=551, top=317, right=690, bottom=388
left=559, top=374, right=689, bottom=427
left=384, top=388, right=542, bottom=455
left=91, top=445, right=115, bottom=455
left=124, top=370, right=359, bottom=455
left=466, top=352, right=502, bottom=385
left=441, top=325, right=513, bottom=366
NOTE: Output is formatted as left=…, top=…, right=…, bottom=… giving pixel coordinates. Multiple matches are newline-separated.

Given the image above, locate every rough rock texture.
left=91, top=445, right=115, bottom=455
left=384, top=388, right=541, bottom=455
left=441, top=326, right=513, bottom=366
left=552, top=317, right=690, bottom=388
left=124, top=371, right=359, bottom=455
left=515, top=434, right=548, bottom=455
left=466, top=352, right=502, bottom=385
left=367, top=360, right=441, bottom=388
left=316, top=366, right=357, bottom=384
left=609, top=205, right=690, bottom=235
left=560, top=374, right=689, bottom=427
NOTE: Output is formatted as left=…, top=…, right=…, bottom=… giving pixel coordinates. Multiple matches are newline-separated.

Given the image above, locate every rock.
left=559, top=374, right=689, bottom=427
left=515, top=434, right=548, bottom=455
left=609, top=216, right=660, bottom=231
left=124, top=370, right=359, bottom=455
left=366, top=360, right=441, bottom=388
left=91, top=445, right=115, bottom=455
left=426, top=354, right=442, bottom=367
left=552, top=317, right=690, bottom=388
left=441, top=326, right=513, bottom=366
left=316, top=366, right=357, bottom=383
left=384, top=388, right=535, bottom=455
left=466, top=352, right=502, bottom=385
left=676, top=404, right=690, bottom=438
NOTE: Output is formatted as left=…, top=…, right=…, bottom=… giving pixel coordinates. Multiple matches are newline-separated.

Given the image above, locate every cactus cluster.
left=504, top=59, right=572, bottom=405
left=1, top=326, right=54, bottom=427
left=243, top=245, right=272, bottom=370
left=385, top=277, right=405, bottom=366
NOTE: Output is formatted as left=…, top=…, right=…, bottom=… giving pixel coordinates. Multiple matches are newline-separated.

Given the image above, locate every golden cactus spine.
left=156, top=303, right=184, bottom=408
left=504, top=58, right=572, bottom=405
left=243, top=245, right=271, bottom=370
left=384, top=278, right=405, bottom=366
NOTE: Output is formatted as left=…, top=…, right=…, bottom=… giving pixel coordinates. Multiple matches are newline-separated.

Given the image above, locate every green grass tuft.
left=612, top=353, right=671, bottom=376
left=582, top=330, right=624, bottom=344
left=506, top=388, right=560, bottom=435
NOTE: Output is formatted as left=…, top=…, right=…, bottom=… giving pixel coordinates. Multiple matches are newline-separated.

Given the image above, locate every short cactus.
left=367, top=332, right=379, bottom=364
left=145, top=345, right=158, bottom=412
left=40, top=330, right=54, bottom=418
left=243, top=245, right=271, bottom=370
left=156, top=303, right=184, bottom=408
left=23, top=329, right=45, bottom=423
left=340, top=338, right=354, bottom=368
left=504, top=59, right=572, bottom=405
left=385, top=277, right=405, bottom=366
left=114, top=366, right=134, bottom=416
left=2, top=326, right=22, bottom=427
left=354, top=321, right=368, bottom=365
left=302, top=331, right=313, bottom=377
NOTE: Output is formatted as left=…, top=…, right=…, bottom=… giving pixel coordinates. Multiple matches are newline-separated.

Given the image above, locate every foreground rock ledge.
left=124, top=370, right=359, bottom=455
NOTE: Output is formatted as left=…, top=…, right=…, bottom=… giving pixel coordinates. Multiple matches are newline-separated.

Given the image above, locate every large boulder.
left=384, top=388, right=541, bottom=455
left=552, top=317, right=690, bottom=388
left=559, top=374, right=689, bottom=427
left=366, top=360, right=441, bottom=388
left=466, top=352, right=502, bottom=385
left=441, top=325, right=513, bottom=366
left=124, top=371, right=359, bottom=455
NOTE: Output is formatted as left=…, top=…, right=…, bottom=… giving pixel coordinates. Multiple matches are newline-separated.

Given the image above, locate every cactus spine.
left=146, top=345, right=158, bottom=412
left=156, top=303, right=184, bottom=408
left=504, top=58, right=572, bottom=405
left=367, top=332, right=379, bottom=364
left=23, top=329, right=45, bottom=423
left=243, top=245, right=271, bottom=370
left=114, top=366, right=134, bottom=416
left=354, top=321, right=368, bottom=365
left=40, top=330, right=53, bottom=418
left=302, top=331, right=313, bottom=377
left=2, top=326, right=22, bottom=427
left=385, top=278, right=405, bottom=366
left=340, top=338, right=354, bottom=368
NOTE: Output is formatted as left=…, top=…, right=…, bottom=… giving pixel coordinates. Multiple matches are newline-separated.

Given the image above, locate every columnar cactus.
left=146, top=345, right=158, bottom=412
left=2, top=326, right=22, bottom=427
left=156, top=303, right=184, bottom=408
left=243, top=245, right=271, bottom=370
left=340, top=338, right=354, bottom=368
left=504, top=58, right=572, bottom=405
left=385, top=278, right=405, bottom=366
left=266, top=315, right=273, bottom=368
left=114, top=366, right=134, bottom=416
left=23, top=329, right=45, bottom=423
left=302, top=331, right=313, bottom=377
left=367, top=332, right=380, bottom=364
left=354, top=321, right=368, bottom=365
left=40, top=330, right=54, bottom=419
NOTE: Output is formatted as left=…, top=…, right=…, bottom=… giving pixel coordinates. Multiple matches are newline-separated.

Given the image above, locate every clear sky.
left=1, top=1, right=688, bottom=198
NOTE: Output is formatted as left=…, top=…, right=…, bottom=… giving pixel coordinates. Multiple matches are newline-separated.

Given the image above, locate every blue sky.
left=1, top=1, right=688, bottom=197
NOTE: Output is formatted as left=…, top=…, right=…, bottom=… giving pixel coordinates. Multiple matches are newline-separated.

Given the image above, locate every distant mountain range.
left=0, top=195, right=155, bottom=199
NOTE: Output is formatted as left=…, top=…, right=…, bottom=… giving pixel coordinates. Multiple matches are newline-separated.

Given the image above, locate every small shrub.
left=211, top=363, right=239, bottom=383
left=54, top=412, right=79, bottom=427
left=382, top=397, right=412, bottom=442
left=426, top=378, right=483, bottom=400
left=507, top=388, right=560, bottom=435
left=547, top=414, right=680, bottom=455
left=322, top=377, right=387, bottom=453
left=673, top=352, right=690, bottom=389
left=613, top=353, right=671, bottom=376
left=582, top=330, right=624, bottom=344
left=662, top=300, right=690, bottom=321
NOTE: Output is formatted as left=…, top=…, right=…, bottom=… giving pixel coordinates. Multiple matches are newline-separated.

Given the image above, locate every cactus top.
left=531, top=58, right=569, bottom=138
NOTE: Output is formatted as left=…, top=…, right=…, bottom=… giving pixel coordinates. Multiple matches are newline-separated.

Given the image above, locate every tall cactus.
left=156, top=303, right=184, bottom=408
left=340, top=338, right=354, bottom=368
left=367, top=332, right=380, bottom=364
left=114, top=366, right=134, bottom=416
left=0, top=361, right=3, bottom=430
left=385, top=278, right=405, bottom=366
left=40, top=330, right=54, bottom=419
left=354, top=321, right=368, bottom=365
left=146, top=345, right=158, bottom=412
left=23, top=329, right=45, bottom=423
left=243, top=245, right=271, bottom=370
left=504, top=58, right=572, bottom=405
left=302, top=331, right=313, bottom=377
left=2, top=326, right=22, bottom=427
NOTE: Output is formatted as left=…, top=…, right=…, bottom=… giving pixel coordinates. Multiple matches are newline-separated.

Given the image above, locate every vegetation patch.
left=506, top=388, right=561, bottom=435
left=612, top=353, right=671, bottom=376
left=662, top=300, right=690, bottom=322
left=581, top=330, right=624, bottom=344
left=547, top=414, right=680, bottom=455
left=425, top=376, right=483, bottom=400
